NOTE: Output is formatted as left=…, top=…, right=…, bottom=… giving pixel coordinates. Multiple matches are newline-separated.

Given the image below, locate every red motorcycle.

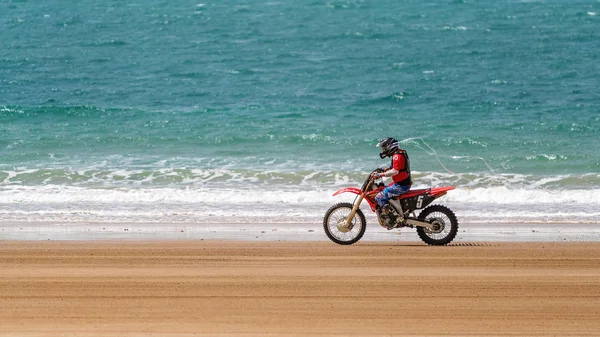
left=323, top=168, right=459, bottom=245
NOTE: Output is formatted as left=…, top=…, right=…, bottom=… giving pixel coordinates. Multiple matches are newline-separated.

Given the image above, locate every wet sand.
left=3, top=221, right=600, bottom=242
left=1, top=241, right=600, bottom=336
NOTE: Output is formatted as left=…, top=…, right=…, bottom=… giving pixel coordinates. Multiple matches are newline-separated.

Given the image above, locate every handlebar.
left=361, top=168, right=386, bottom=192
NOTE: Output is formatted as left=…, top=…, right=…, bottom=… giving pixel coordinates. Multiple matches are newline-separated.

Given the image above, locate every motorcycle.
left=323, top=168, right=459, bottom=245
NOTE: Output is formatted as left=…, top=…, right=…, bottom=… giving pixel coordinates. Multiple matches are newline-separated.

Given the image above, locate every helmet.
left=376, top=137, right=399, bottom=159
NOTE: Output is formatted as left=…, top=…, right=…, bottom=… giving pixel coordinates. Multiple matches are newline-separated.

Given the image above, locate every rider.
left=371, top=137, right=413, bottom=225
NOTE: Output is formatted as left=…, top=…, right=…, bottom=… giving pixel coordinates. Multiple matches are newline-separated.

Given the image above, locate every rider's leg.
left=385, top=184, right=411, bottom=220
left=376, top=185, right=410, bottom=207
left=375, top=188, right=390, bottom=208
left=375, top=188, right=394, bottom=228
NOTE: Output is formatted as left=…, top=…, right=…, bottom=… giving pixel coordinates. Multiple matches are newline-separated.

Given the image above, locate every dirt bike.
left=323, top=168, right=459, bottom=245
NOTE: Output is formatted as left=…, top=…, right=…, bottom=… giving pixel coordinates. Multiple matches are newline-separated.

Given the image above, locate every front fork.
left=344, top=193, right=366, bottom=229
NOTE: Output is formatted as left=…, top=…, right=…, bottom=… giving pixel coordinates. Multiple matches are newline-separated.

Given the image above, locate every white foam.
left=1, top=167, right=598, bottom=225
left=442, top=26, right=467, bottom=31
left=0, top=185, right=332, bottom=205
left=526, top=154, right=568, bottom=161
left=447, top=186, right=599, bottom=205
left=1, top=181, right=599, bottom=205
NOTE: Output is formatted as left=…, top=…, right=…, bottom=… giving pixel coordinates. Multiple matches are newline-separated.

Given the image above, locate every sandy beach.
left=1, top=240, right=600, bottom=336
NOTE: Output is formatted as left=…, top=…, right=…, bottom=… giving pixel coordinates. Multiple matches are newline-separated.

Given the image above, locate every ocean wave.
left=446, top=186, right=599, bottom=205
left=0, top=104, right=132, bottom=118
left=352, top=92, right=413, bottom=105
left=1, top=170, right=599, bottom=224
left=1, top=167, right=599, bottom=190
left=0, top=185, right=598, bottom=225
left=1, top=181, right=599, bottom=206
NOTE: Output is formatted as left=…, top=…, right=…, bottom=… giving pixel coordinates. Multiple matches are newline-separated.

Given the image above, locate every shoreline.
left=1, top=221, right=599, bottom=242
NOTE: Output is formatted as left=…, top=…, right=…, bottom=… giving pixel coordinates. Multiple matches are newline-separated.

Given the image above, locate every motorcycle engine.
left=377, top=206, right=399, bottom=229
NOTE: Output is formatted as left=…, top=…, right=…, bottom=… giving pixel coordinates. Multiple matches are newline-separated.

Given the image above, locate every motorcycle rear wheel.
left=323, top=202, right=367, bottom=245
left=416, top=204, right=459, bottom=246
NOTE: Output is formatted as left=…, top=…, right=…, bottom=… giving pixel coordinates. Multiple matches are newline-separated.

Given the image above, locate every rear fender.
left=429, top=186, right=456, bottom=197
left=401, top=186, right=455, bottom=211
left=401, top=186, right=455, bottom=199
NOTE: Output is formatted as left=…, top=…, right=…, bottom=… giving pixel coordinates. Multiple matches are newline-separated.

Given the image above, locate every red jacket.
left=391, top=151, right=412, bottom=185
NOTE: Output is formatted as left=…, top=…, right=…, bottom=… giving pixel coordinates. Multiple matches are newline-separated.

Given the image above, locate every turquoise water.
left=1, top=1, right=599, bottom=225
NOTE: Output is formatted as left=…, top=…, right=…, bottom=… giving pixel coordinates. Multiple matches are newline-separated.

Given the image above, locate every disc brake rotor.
left=336, top=218, right=351, bottom=233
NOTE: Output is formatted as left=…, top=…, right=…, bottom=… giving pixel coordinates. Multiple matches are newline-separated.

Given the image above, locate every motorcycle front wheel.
left=323, top=202, right=366, bottom=245
left=416, top=204, right=459, bottom=246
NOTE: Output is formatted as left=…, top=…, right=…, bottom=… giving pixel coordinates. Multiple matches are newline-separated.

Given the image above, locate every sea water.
left=1, top=1, right=599, bottom=232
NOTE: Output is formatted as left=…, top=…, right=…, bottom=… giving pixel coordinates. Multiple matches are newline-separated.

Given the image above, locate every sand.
left=1, top=240, right=600, bottom=336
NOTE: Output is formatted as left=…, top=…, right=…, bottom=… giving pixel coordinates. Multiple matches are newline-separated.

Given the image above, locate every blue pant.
left=375, top=184, right=411, bottom=207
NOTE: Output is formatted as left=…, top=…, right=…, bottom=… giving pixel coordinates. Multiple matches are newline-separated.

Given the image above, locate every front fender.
left=332, top=187, right=362, bottom=196
left=332, top=187, right=378, bottom=212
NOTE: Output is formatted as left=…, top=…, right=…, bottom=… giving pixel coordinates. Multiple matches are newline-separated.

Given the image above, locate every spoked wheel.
left=323, top=202, right=366, bottom=245
left=416, top=204, right=459, bottom=246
